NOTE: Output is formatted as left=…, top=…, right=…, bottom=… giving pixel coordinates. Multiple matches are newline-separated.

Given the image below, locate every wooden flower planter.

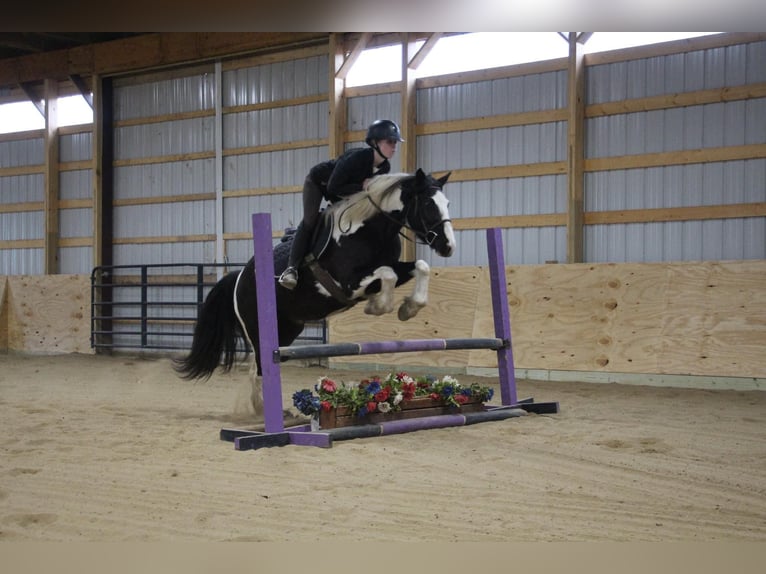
left=318, top=396, right=486, bottom=429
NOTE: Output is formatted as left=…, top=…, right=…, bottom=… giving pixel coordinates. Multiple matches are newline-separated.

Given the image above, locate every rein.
left=365, top=186, right=451, bottom=247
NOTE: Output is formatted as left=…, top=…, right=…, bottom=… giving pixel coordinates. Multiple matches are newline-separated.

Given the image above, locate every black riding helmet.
left=365, top=119, right=405, bottom=147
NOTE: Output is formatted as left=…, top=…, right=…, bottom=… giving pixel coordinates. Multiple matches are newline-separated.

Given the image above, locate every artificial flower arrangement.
left=292, top=371, right=495, bottom=419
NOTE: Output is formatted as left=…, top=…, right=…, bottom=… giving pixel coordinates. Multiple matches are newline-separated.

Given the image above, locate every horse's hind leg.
left=397, top=260, right=430, bottom=321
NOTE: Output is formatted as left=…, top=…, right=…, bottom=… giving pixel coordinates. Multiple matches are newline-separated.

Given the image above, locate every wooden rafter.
left=69, top=74, right=93, bottom=109
left=336, top=32, right=372, bottom=80
left=19, top=81, right=44, bottom=116
left=408, top=32, right=442, bottom=70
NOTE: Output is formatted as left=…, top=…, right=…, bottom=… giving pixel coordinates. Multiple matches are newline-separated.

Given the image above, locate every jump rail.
left=221, top=212, right=558, bottom=450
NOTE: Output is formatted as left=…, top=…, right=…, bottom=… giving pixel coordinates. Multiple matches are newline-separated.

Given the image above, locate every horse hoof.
left=397, top=298, right=423, bottom=321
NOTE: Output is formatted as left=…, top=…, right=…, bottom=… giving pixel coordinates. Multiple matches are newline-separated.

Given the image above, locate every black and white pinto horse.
left=174, top=169, right=455, bottom=411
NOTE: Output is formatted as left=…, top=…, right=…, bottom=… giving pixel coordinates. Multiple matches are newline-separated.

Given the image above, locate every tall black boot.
left=278, top=222, right=312, bottom=289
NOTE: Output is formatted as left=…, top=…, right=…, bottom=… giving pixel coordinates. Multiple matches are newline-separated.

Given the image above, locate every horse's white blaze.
left=233, top=269, right=263, bottom=414
left=434, top=191, right=456, bottom=256
left=353, top=265, right=397, bottom=315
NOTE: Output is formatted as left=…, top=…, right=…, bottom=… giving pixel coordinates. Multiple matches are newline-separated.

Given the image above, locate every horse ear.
left=415, top=168, right=426, bottom=182
left=437, top=171, right=451, bottom=186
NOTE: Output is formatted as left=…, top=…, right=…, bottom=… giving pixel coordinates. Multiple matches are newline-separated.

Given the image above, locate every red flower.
left=366, top=401, right=378, bottom=413
left=375, top=389, right=389, bottom=402
left=321, top=379, right=337, bottom=393
left=455, top=395, right=469, bottom=405
left=429, top=393, right=440, bottom=400
left=321, top=400, right=333, bottom=411
left=402, top=382, right=415, bottom=400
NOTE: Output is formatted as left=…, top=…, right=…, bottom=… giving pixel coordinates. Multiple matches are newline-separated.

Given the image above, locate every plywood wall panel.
left=329, top=260, right=765, bottom=379
left=5, top=275, right=92, bottom=354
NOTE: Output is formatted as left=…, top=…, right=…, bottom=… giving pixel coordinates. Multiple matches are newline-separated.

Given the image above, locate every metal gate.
left=90, top=262, right=326, bottom=353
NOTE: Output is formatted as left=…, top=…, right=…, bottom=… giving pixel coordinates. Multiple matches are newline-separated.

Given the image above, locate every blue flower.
left=486, top=388, right=494, bottom=401
left=365, top=381, right=381, bottom=395
left=460, top=388, right=473, bottom=397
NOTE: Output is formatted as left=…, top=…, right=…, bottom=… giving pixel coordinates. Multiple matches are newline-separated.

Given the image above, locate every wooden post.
left=43, top=78, right=59, bottom=274
left=400, top=33, right=419, bottom=262
left=328, top=33, right=347, bottom=159
left=566, top=32, right=586, bottom=263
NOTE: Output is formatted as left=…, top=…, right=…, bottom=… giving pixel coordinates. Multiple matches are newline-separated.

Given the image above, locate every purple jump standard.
left=219, top=213, right=558, bottom=451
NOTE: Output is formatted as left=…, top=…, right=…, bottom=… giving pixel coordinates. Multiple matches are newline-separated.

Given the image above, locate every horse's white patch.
left=233, top=269, right=263, bottom=413
left=328, top=174, right=408, bottom=243
left=398, top=260, right=430, bottom=321
left=351, top=266, right=398, bottom=315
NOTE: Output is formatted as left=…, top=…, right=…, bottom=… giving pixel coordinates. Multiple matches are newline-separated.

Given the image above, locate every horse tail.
left=173, top=270, right=242, bottom=381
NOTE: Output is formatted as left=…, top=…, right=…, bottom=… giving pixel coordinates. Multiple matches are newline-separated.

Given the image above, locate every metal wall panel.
left=113, top=160, right=215, bottom=200
left=114, top=117, right=215, bottom=160
left=114, top=74, right=216, bottom=121
left=113, top=242, right=216, bottom=266
left=59, top=132, right=92, bottom=162
left=222, top=102, right=327, bottom=148
left=587, top=41, right=766, bottom=104
left=0, top=137, right=43, bottom=167
left=114, top=201, right=216, bottom=240
left=59, top=246, right=92, bottom=275
left=417, top=71, right=568, bottom=122
left=60, top=208, right=93, bottom=238
left=0, top=174, right=44, bottom=203
left=222, top=55, right=328, bottom=106
left=0, top=248, right=43, bottom=275
left=347, top=92, right=402, bottom=132
left=60, top=170, right=92, bottom=200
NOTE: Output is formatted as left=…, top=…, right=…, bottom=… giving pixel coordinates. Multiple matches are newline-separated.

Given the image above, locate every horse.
left=173, top=168, right=455, bottom=411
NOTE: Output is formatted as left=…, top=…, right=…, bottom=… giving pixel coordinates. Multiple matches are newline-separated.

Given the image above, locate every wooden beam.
left=408, top=33, right=442, bottom=70
left=328, top=33, right=346, bottom=160
left=566, top=32, right=585, bottom=264
left=68, top=73, right=93, bottom=109
left=43, top=78, right=59, bottom=274
left=400, top=33, right=419, bottom=262
left=19, top=82, right=44, bottom=116
left=585, top=143, right=766, bottom=172
left=336, top=32, right=371, bottom=80
left=0, top=32, right=329, bottom=88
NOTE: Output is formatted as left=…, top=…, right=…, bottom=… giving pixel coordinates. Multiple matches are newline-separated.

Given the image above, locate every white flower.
left=393, top=392, right=403, bottom=405
left=441, top=375, right=459, bottom=384
left=377, top=401, right=392, bottom=413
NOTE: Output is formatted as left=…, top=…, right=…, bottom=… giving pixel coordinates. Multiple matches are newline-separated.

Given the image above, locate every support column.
left=43, top=79, right=59, bottom=274
left=566, top=32, right=586, bottom=263
left=400, top=33, right=419, bottom=262
left=328, top=33, right=347, bottom=159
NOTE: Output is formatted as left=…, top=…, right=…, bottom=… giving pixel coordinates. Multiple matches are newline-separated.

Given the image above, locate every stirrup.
left=278, top=266, right=298, bottom=289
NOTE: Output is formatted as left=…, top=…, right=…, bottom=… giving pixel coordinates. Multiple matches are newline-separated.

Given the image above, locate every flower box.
left=318, top=395, right=486, bottom=429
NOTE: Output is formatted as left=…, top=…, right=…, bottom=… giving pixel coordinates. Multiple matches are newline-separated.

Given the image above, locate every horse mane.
left=325, top=172, right=412, bottom=232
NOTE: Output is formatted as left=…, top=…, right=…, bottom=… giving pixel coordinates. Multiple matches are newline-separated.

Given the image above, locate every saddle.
left=298, top=210, right=358, bottom=307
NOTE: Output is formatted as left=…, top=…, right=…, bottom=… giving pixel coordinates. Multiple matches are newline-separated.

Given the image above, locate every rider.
left=278, top=119, right=405, bottom=289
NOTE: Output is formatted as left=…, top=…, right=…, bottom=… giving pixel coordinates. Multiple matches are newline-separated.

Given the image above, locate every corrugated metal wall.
left=59, top=130, right=93, bottom=273
left=222, top=54, right=329, bottom=262
left=585, top=41, right=766, bottom=262
left=0, top=136, right=44, bottom=274
left=417, top=70, right=569, bottom=266
left=1, top=36, right=764, bottom=278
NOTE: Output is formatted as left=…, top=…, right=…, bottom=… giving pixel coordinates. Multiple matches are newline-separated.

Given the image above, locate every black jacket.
left=324, top=147, right=390, bottom=202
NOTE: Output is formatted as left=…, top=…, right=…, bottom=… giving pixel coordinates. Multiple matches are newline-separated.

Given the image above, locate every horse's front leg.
left=394, top=259, right=430, bottom=321
left=354, top=266, right=398, bottom=316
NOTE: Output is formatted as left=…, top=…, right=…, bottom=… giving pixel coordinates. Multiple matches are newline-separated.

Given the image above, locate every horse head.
left=400, top=168, right=456, bottom=258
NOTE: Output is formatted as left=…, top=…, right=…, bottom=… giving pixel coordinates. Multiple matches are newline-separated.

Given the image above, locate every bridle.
left=366, top=182, right=451, bottom=247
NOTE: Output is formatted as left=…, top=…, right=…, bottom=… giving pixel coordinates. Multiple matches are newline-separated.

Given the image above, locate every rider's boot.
left=278, top=222, right=311, bottom=290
